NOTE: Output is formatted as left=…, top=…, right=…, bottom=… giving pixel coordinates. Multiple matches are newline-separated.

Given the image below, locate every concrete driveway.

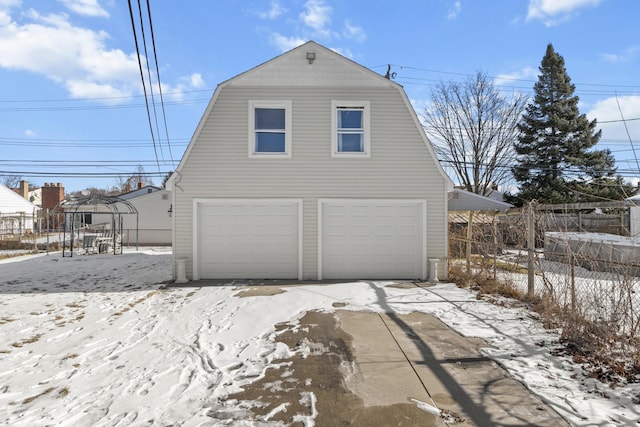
left=207, top=281, right=569, bottom=426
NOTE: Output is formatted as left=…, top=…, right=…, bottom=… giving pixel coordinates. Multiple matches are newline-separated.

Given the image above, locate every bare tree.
left=114, top=165, right=155, bottom=194
left=422, top=71, right=528, bottom=196
left=67, top=187, right=113, bottom=199
left=1, top=175, right=24, bottom=189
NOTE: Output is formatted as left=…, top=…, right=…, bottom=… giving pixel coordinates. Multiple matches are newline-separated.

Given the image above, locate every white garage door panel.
left=320, top=200, right=425, bottom=280
left=196, top=200, right=300, bottom=279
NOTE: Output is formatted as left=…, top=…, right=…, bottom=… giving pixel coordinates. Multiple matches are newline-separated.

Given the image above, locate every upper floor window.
left=249, top=100, right=292, bottom=158
left=331, top=101, right=370, bottom=157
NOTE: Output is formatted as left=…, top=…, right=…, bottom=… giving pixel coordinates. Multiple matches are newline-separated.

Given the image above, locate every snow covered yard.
left=0, top=249, right=639, bottom=425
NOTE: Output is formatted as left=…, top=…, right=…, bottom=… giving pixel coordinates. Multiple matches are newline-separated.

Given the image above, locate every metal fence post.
left=528, top=202, right=536, bottom=299
left=466, top=211, right=474, bottom=273
left=570, top=255, right=576, bottom=311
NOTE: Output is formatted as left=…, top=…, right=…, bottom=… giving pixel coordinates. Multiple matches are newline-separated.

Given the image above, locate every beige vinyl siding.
left=174, top=85, right=447, bottom=280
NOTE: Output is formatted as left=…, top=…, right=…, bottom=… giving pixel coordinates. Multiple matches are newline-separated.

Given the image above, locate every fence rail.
left=0, top=211, right=38, bottom=239
left=449, top=205, right=640, bottom=343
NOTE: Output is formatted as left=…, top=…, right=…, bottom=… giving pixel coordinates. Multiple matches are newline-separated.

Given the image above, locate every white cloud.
left=300, top=0, right=334, bottom=38
left=0, top=0, right=20, bottom=25
left=343, top=20, right=365, bottom=42
left=58, top=0, right=109, bottom=18
left=599, top=46, right=640, bottom=63
left=189, top=73, right=205, bottom=89
left=494, top=66, right=538, bottom=85
left=588, top=95, right=640, bottom=170
left=0, top=8, right=141, bottom=99
left=24, top=129, right=36, bottom=137
left=588, top=95, right=640, bottom=124
left=411, top=98, right=431, bottom=122
left=270, top=33, right=306, bottom=52
left=329, top=46, right=353, bottom=58
left=159, top=73, right=208, bottom=102
left=0, top=0, right=20, bottom=9
left=526, top=0, right=602, bottom=25
left=266, top=1, right=363, bottom=55
left=65, top=79, right=131, bottom=99
left=257, top=0, right=285, bottom=19
left=447, top=1, right=461, bottom=20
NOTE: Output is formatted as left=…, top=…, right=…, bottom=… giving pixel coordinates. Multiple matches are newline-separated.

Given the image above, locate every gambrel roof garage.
left=169, top=41, right=452, bottom=281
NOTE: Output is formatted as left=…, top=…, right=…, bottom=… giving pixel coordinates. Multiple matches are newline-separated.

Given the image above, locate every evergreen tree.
left=511, top=44, right=632, bottom=205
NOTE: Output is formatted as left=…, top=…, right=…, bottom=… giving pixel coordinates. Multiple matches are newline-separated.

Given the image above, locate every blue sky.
left=0, top=0, right=638, bottom=192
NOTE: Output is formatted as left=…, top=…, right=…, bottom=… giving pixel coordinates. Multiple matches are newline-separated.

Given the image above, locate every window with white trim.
left=249, top=100, right=292, bottom=158
left=331, top=100, right=370, bottom=157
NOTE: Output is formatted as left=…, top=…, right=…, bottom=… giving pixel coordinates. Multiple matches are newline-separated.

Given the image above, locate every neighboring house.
left=28, top=188, right=42, bottom=207
left=0, top=183, right=40, bottom=234
left=41, top=183, right=66, bottom=230
left=88, top=188, right=172, bottom=245
left=11, top=180, right=41, bottom=207
left=448, top=188, right=513, bottom=213
left=117, top=185, right=163, bottom=201
left=168, top=41, right=453, bottom=281
left=120, top=188, right=171, bottom=245
left=447, top=189, right=514, bottom=259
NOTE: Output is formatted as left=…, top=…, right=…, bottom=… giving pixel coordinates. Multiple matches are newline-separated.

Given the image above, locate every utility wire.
left=615, top=91, right=640, bottom=175
left=0, top=170, right=170, bottom=177
left=384, top=63, right=640, bottom=89
left=598, top=117, right=640, bottom=124
left=135, top=0, right=165, bottom=164
left=0, top=88, right=211, bottom=103
left=0, top=98, right=207, bottom=112
left=437, top=159, right=640, bottom=177
left=146, top=0, right=174, bottom=163
left=127, top=0, right=161, bottom=173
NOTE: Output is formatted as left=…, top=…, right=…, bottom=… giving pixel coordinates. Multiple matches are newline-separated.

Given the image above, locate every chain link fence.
left=449, top=205, right=640, bottom=366
left=0, top=211, right=38, bottom=239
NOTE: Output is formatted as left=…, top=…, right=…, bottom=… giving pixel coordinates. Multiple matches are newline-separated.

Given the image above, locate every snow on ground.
left=0, top=249, right=639, bottom=426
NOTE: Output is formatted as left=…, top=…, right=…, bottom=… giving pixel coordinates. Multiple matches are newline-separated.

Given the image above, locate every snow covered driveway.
left=0, top=248, right=639, bottom=426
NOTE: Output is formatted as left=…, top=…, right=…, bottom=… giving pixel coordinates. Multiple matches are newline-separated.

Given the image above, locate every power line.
left=385, top=63, right=640, bottom=90
left=598, top=117, right=640, bottom=124
left=0, top=89, right=212, bottom=104
left=146, top=0, right=174, bottom=164
left=0, top=137, right=189, bottom=143
left=437, top=159, right=640, bottom=177
left=0, top=98, right=207, bottom=112
left=0, top=140, right=188, bottom=148
left=135, top=0, right=165, bottom=164
left=615, top=91, right=640, bottom=174
left=0, top=161, right=178, bottom=167
left=398, top=76, right=639, bottom=100
left=127, top=0, right=160, bottom=173
left=0, top=170, right=170, bottom=177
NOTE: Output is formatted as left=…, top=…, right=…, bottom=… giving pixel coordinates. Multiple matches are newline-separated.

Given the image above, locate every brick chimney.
left=41, top=182, right=65, bottom=210
left=18, top=180, right=29, bottom=199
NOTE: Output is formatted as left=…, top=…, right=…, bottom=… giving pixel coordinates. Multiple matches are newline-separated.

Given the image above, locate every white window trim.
left=248, top=100, right=292, bottom=158
left=331, top=100, right=370, bottom=158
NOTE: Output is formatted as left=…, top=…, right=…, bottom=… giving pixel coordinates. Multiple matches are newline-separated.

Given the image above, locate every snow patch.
left=411, top=398, right=441, bottom=416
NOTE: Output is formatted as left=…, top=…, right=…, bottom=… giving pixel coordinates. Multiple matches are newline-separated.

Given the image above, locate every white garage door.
left=320, top=199, right=426, bottom=280
left=195, top=199, right=301, bottom=279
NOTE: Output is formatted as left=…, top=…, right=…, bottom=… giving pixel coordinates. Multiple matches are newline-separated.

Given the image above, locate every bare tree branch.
left=1, top=175, right=24, bottom=189
left=423, top=71, right=528, bottom=196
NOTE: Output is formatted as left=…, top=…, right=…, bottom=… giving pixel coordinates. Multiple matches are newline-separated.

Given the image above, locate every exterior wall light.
left=306, top=52, right=316, bottom=64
